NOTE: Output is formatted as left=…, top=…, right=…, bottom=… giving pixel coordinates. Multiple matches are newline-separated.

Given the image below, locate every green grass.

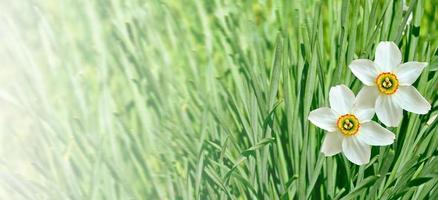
left=1, top=0, right=438, bottom=199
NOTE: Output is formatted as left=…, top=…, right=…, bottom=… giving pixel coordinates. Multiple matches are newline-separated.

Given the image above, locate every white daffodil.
left=308, top=85, right=395, bottom=165
left=349, top=41, right=431, bottom=127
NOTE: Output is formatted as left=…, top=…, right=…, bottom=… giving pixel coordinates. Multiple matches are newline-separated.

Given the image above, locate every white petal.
left=353, top=108, right=375, bottom=123
left=374, top=41, right=402, bottom=72
left=308, top=108, right=338, bottom=132
left=342, top=137, right=371, bottom=165
left=355, top=86, right=379, bottom=109
left=395, top=62, right=428, bottom=85
left=357, top=121, right=395, bottom=146
left=329, top=85, right=355, bottom=115
left=349, top=59, right=378, bottom=86
left=375, top=95, right=403, bottom=127
left=393, top=86, right=431, bottom=114
left=321, top=132, right=343, bottom=156
left=353, top=86, right=379, bottom=122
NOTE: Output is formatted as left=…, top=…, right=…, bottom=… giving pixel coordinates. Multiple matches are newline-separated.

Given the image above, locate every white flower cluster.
left=309, top=41, right=431, bottom=165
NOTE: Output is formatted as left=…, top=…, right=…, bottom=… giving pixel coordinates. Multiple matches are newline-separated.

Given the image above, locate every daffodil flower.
left=308, top=85, right=395, bottom=165
left=349, top=41, right=431, bottom=127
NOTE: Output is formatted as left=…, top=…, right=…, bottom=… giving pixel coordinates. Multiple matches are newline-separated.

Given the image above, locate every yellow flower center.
left=375, top=72, right=399, bottom=95
left=337, top=114, right=360, bottom=136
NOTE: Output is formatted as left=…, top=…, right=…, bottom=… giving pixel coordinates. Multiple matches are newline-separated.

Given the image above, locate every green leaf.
left=407, top=177, right=434, bottom=187
left=241, top=137, right=276, bottom=157
left=341, top=176, right=380, bottom=200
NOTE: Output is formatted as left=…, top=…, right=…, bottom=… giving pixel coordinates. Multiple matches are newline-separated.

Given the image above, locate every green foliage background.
left=1, top=0, right=438, bottom=199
